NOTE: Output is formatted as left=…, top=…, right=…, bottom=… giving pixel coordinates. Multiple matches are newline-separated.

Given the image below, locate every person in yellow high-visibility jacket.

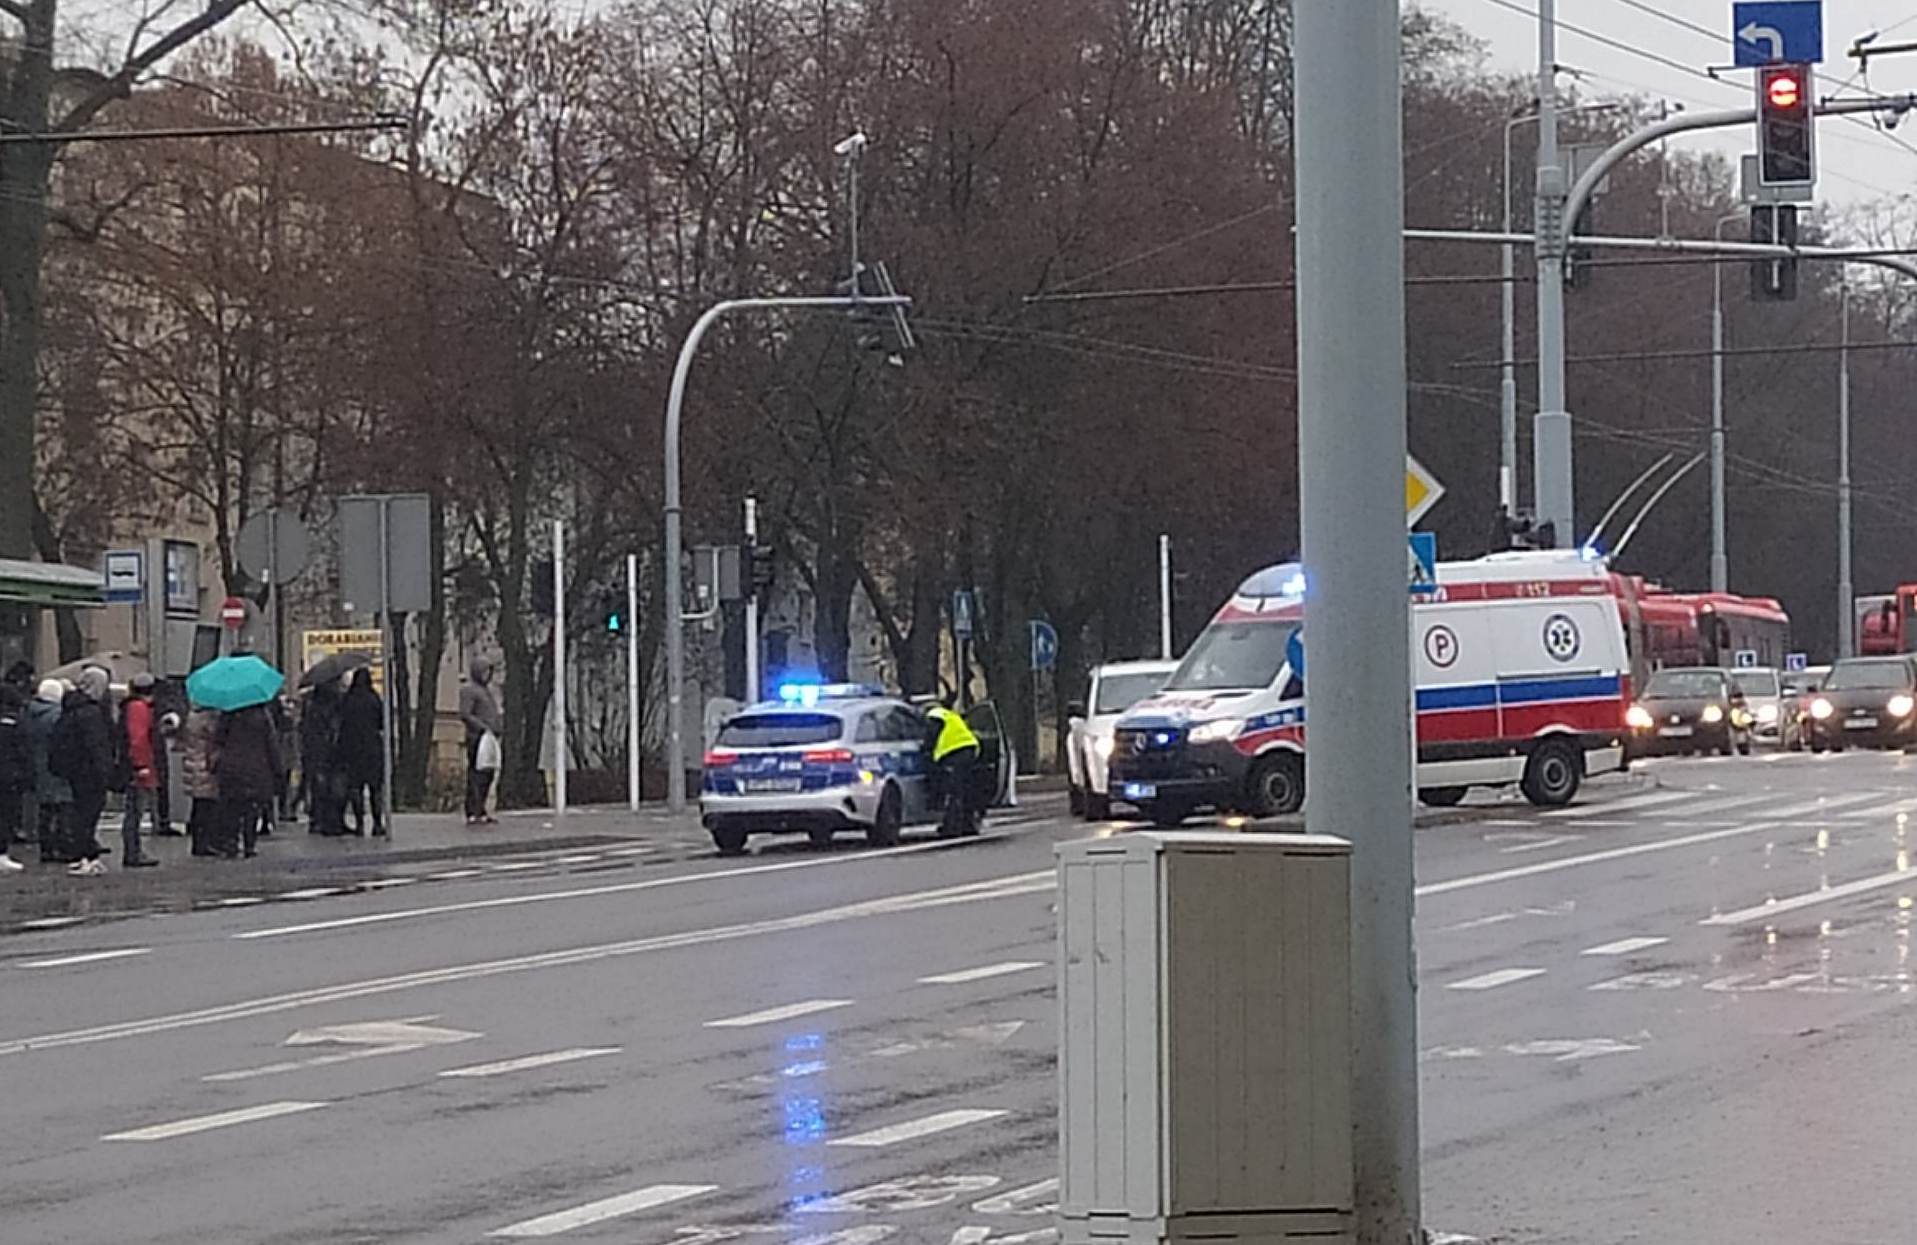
left=925, top=704, right=982, bottom=836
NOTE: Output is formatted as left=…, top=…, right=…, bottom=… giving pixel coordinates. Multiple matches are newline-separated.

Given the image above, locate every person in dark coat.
left=27, top=679, right=69, bottom=863
left=0, top=685, right=30, bottom=872
left=338, top=668, right=385, bottom=837
left=300, top=681, right=346, bottom=836
left=50, top=668, right=114, bottom=875
left=214, top=703, right=282, bottom=859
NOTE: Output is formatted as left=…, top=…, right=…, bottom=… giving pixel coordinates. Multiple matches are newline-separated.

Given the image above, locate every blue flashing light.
left=1579, top=543, right=1604, bottom=563
left=778, top=681, right=822, bottom=706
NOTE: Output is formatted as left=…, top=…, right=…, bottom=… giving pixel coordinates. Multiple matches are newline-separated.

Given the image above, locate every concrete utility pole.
left=1711, top=213, right=1743, bottom=594
left=744, top=496, right=761, bottom=705
left=1532, top=0, right=1573, bottom=547
left=627, top=552, right=641, bottom=812
left=1839, top=283, right=1854, bottom=659
left=1293, top=1, right=1419, bottom=1241
left=1158, top=534, right=1173, bottom=660
left=552, top=519, right=567, bottom=815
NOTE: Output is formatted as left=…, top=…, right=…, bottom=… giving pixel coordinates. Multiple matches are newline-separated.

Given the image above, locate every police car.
left=700, top=683, right=1009, bottom=856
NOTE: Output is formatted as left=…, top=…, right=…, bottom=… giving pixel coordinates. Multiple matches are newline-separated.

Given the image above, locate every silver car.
left=1732, top=666, right=1800, bottom=750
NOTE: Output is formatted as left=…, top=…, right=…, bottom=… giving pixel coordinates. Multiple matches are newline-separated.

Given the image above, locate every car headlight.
left=1188, top=718, right=1244, bottom=744
left=1756, top=703, right=1779, bottom=724
left=1625, top=704, right=1654, bottom=730
left=1093, top=734, right=1115, bottom=758
left=1701, top=704, right=1724, bottom=724
left=1890, top=695, right=1916, bottom=719
left=1811, top=697, right=1835, bottom=720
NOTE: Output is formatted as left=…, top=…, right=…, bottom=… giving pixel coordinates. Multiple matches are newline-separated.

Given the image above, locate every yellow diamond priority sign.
left=1406, top=455, right=1445, bottom=528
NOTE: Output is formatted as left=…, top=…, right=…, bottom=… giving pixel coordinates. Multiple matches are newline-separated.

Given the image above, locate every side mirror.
left=1065, top=701, right=1087, bottom=720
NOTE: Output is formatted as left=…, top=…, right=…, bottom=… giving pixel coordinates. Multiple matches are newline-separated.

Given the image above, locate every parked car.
left=1625, top=667, right=1752, bottom=758
left=1065, top=660, right=1178, bottom=821
left=1731, top=666, right=1799, bottom=750
left=1807, top=656, right=1917, bottom=752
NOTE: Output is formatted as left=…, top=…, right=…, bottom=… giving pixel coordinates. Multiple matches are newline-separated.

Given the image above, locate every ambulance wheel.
left=1084, top=791, right=1111, bottom=821
left=1521, top=738, right=1582, bottom=807
left=1419, top=786, right=1468, bottom=808
left=1247, top=753, right=1306, bottom=818
left=711, top=824, right=750, bottom=857
left=867, top=788, right=903, bottom=848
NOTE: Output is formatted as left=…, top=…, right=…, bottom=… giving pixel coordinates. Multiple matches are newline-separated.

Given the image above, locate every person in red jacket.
left=118, top=673, right=161, bottom=868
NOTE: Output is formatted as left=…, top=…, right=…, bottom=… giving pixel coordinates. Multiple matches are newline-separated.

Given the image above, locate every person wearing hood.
left=116, top=672, right=162, bottom=868
left=50, top=668, right=114, bottom=875
left=214, top=701, right=282, bottom=859
left=458, top=656, right=502, bottom=825
left=27, top=679, right=69, bottom=863
left=338, top=667, right=385, bottom=837
left=0, top=684, right=30, bottom=871
left=300, top=680, right=346, bottom=836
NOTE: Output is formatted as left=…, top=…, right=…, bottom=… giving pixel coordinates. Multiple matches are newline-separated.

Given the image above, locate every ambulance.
left=1108, top=550, right=1632, bottom=825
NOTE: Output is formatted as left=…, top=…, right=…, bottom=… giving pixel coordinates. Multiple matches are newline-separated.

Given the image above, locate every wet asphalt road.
left=3, top=752, right=1916, bottom=1245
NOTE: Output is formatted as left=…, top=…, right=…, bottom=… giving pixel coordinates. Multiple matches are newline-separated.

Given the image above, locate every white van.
left=1108, top=550, right=1632, bottom=825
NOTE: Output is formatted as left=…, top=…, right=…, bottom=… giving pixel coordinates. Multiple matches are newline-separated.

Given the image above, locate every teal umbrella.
left=186, top=654, right=284, bottom=711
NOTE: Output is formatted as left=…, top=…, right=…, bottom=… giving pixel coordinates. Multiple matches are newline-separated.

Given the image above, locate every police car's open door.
left=965, top=701, right=1012, bottom=808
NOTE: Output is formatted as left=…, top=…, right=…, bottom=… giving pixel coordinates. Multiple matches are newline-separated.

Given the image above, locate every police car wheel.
left=867, top=787, right=903, bottom=847
left=1247, top=753, right=1305, bottom=818
left=711, top=824, right=750, bottom=857
left=1520, top=739, right=1581, bottom=807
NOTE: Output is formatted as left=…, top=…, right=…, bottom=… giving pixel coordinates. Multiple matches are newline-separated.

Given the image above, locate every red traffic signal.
left=1757, top=64, right=1814, bottom=187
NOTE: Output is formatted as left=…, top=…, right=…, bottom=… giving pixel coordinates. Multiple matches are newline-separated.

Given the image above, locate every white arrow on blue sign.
left=1028, top=620, right=1059, bottom=671
left=1732, top=1, right=1822, bottom=67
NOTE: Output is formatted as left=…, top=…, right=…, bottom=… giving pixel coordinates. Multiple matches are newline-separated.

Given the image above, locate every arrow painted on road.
left=283, top=1015, right=481, bottom=1047
left=1739, top=21, right=1785, bottom=59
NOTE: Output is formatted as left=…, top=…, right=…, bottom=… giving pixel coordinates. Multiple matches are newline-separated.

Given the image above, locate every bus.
left=1858, top=586, right=1917, bottom=657
left=1612, top=582, right=1792, bottom=674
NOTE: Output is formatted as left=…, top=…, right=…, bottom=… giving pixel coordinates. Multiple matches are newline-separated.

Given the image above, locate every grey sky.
left=1423, top=0, right=1917, bottom=203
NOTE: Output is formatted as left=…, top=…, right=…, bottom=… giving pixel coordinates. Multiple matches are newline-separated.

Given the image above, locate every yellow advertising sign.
left=301, top=628, right=385, bottom=694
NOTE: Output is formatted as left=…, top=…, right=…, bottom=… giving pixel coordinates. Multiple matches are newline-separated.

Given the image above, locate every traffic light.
left=1750, top=203, right=1799, bottom=302
left=1757, top=64, right=1815, bottom=187
left=749, top=544, right=776, bottom=596
left=530, top=557, right=556, bottom=616
left=598, top=587, right=625, bottom=634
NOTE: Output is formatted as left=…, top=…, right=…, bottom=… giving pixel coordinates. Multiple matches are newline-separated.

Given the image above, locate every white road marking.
left=2, top=871, right=1054, bottom=1056
left=358, top=877, right=417, bottom=889
left=1678, top=793, right=1787, bottom=819
left=1498, top=834, right=1583, bottom=854
left=870, top=1022, right=1026, bottom=1058
left=285, top=1018, right=480, bottom=1048
left=797, top=1175, right=1001, bottom=1214
left=1502, top=1037, right=1641, bottom=1062
left=706, top=999, right=854, bottom=1028
left=971, top=1178, right=1059, bottom=1216
left=1840, top=796, right=1917, bottom=820
left=1445, top=968, right=1545, bottom=991
left=18, top=916, right=83, bottom=929
left=20, top=947, right=150, bottom=969
left=829, top=1108, right=1009, bottom=1148
left=1701, top=867, right=1917, bottom=926
left=600, top=845, right=656, bottom=856
left=489, top=1184, right=716, bottom=1238
left=1580, top=936, right=1669, bottom=957
left=1588, top=971, right=1694, bottom=991
left=550, top=855, right=604, bottom=866
left=214, top=896, right=265, bottom=907
left=277, top=888, right=344, bottom=901
left=439, top=1047, right=621, bottom=1078
left=1756, top=792, right=1888, bottom=821
left=1545, top=790, right=1697, bottom=819
left=425, top=869, right=485, bottom=881
left=1703, top=972, right=1824, bottom=993
left=1418, top=821, right=1780, bottom=898
left=204, top=1043, right=429, bottom=1082
left=103, top=1100, right=327, bottom=1141
left=235, top=834, right=1025, bottom=941
left=919, top=961, right=1044, bottom=985
left=485, top=861, right=547, bottom=872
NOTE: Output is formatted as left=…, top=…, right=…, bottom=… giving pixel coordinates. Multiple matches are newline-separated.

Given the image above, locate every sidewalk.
left=1, top=802, right=710, bottom=935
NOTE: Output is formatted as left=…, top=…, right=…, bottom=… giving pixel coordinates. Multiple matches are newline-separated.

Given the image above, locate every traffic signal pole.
left=1294, top=1, right=1419, bottom=1241
left=1839, top=283, right=1854, bottom=659
left=1532, top=0, right=1574, bottom=549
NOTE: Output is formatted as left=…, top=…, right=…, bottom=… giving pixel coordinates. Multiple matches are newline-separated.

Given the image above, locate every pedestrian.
left=179, top=706, right=222, bottom=857
left=270, top=694, right=296, bottom=824
left=50, top=667, right=114, bottom=875
left=115, top=672, right=162, bottom=868
left=27, top=679, right=69, bottom=863
left=338, top=667, right=385, bottom=837
left=924, top=701, right=984, bottom=837
left=300, top=681, right=345, bottom=835
left=3, top=658, right=34, bottom=696
left=1, top=661, right=32, bottom=852
left=152, top=678, right=185, bottom=836
left=459, top=656, right=502, bottom=825
left=0, top=684, right=31, bottom=872
left=214, top=702, right=281, bottom=859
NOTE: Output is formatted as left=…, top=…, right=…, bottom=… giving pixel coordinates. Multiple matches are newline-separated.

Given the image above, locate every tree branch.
left=55, top=0, right=255, bottom=136
left=0, top=0, right=29, bottom=23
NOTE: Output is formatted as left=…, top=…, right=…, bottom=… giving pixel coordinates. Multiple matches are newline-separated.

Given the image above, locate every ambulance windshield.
left=1166, top=621, right=1298, bottom=692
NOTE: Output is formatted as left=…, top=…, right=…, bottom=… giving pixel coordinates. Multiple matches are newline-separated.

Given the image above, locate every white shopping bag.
left=475, top=730, right=502, bottom=772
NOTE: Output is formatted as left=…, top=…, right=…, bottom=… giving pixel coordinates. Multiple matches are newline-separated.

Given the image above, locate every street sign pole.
left=1534, top=0, right=1574, bottom=548
left=744, top=496, right=760, bottom=704
left=1158, top=534, right=1173, bottom=660
left=377, top=501, right=394, bottom=837
left=628, top=552, right=641, bottom=812
left=553, top=519, right=568, bottom=815
left=1295, top=1, right=1419, bottom=1242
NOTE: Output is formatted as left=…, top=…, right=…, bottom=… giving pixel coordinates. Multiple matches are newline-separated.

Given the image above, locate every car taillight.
left=804, top=748, right=855, bottom=764
left=704, top=749, right=737, bottom=767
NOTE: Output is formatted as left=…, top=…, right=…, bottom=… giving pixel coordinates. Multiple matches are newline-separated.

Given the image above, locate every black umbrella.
left=300, top=650, right=373, bottom=689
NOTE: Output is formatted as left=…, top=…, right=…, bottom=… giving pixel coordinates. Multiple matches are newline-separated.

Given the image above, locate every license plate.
left=1658, top=725, right=1693, bottom=738
left=1847, top=716, right=1879, bottom=730
left=744, top=778, right=802, bottom=793
left=1122, top=782, right=1157, bottom=801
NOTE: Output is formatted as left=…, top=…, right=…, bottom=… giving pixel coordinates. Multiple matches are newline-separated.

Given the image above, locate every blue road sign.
left=1029, top=620, right=1059, bottom=671
left=952, top=589, right=975, bottom=639
left=1785, top=651, right=1809, bottom=673
left=103, top=549, right=144, bottom=604
left=1733, top=1, right=1822, bottom=66
left=1409, top=531, right=1438, bottom=594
